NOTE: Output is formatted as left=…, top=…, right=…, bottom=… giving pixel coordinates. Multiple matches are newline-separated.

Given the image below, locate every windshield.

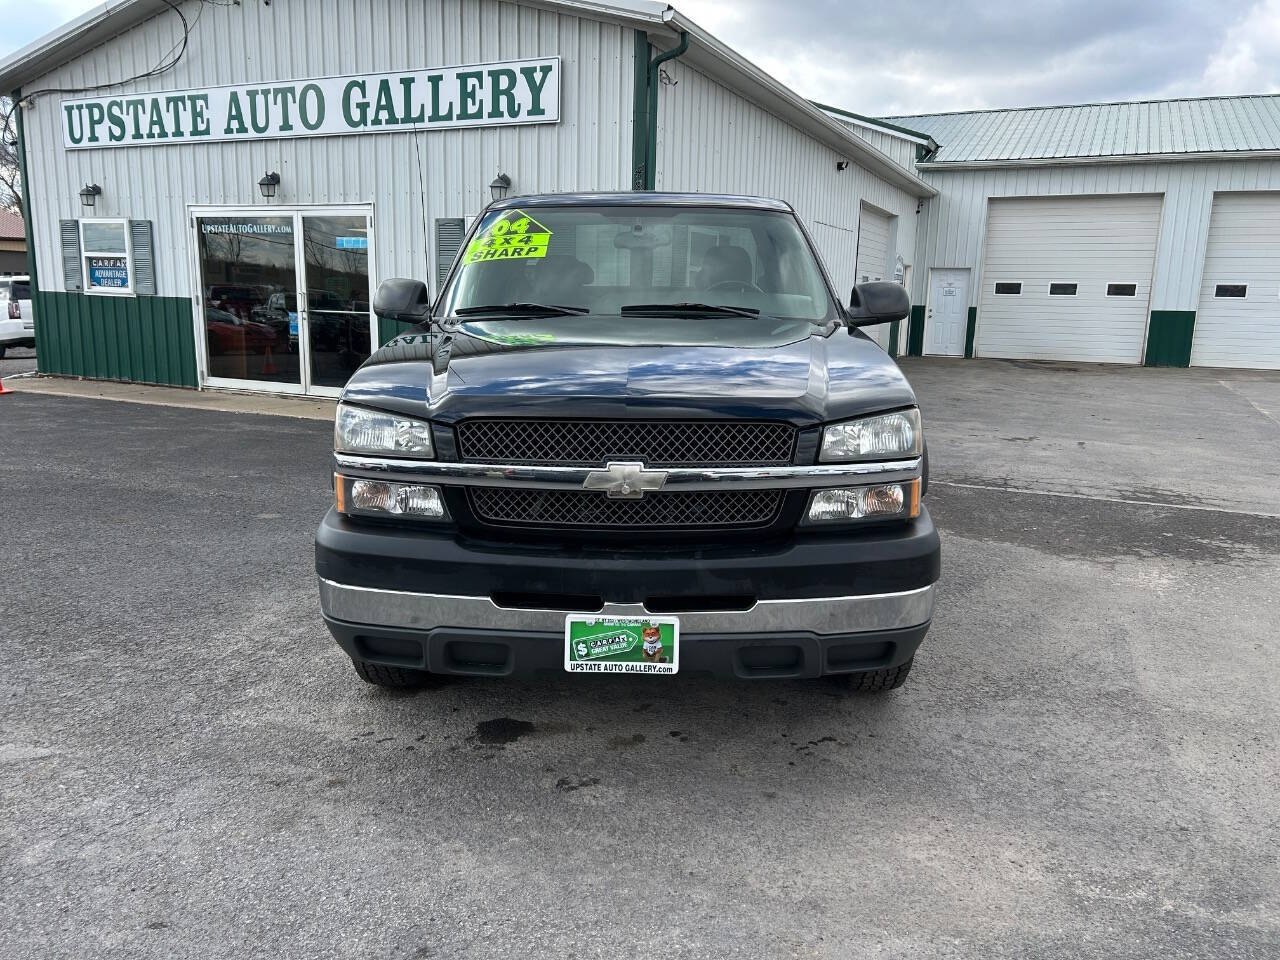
left=439, top=205, right=837, bottom=326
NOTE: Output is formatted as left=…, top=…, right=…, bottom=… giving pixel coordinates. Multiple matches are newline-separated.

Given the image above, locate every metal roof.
left=883, top=95, right=1280, bottom=165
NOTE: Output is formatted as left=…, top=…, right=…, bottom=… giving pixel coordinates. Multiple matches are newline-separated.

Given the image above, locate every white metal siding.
left=654, top=60, right=918, bottom=316
left=910, top=160, right=1280, bottom=316
left=21, top=0, right=636, bottom=297
left=841, top=123, right=919, bottom=172
left=977, top=195, right=1161, bottom=362
left=855, top=206, right=892, bottom=283
left=1192, top=192, right=1280, bottom=369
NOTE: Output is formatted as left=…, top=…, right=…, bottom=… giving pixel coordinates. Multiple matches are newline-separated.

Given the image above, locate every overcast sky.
left=2, top=0, right=1278, bottom=115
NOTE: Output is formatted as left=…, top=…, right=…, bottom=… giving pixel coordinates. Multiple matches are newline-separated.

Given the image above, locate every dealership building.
left=2, top=0, right=1279, bottom=396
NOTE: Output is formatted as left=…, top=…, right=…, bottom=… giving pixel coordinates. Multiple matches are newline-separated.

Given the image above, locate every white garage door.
left=977, top=195, right=1162, bottom=363
left=1192, top=192, right=1280, bottom=369
left=856, top=204, right=893, bottom=347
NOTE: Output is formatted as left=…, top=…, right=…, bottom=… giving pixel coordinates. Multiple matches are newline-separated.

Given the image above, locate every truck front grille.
left=456, top=419, right=795, bottom=467
left=468, top=488, right=784, bottom=529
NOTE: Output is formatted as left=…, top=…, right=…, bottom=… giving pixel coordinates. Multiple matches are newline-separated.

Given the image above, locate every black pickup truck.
left=315, top=193, right=940, bottom=691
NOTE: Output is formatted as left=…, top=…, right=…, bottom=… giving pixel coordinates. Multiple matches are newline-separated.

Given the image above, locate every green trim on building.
left=628, top=30, right=688, bottom=191
left=907, top=305, right=925, bottom=356
left=645, top=32, right=688, bottom=191
left=35, top=292, right=197, bottom=387
left=14, top=93, right=39, bottom=291
left=1144, top=310, right=1196, bottom=367
left=807, top=101, right=935, bottom=142
left=963, top=307, right=977, bottom=358
left=887, top=320, right=900, bottom=356
left=631, top=30, right=650, bottom=190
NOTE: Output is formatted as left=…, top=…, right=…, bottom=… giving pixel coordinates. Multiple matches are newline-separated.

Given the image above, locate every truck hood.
left=342, top=325, right=917, bottom=426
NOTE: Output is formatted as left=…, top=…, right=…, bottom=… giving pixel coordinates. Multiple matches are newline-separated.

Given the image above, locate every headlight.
left=805, top=480, right=920, bottom=524
left=820, top=409, right=921, bottom=462
left=334, top=402, right=434, bottom=458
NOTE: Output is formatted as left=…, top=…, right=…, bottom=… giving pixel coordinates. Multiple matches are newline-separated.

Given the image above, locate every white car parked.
left=0, top=275, right=35, bottom=357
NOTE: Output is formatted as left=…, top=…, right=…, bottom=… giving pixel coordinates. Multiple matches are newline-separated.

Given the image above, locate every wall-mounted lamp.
left=489, top=172, right=512, bottom=202
left=835, top=160, right=849, bottom=171
left=258, top=171, right=281, bottom=199
left=79, top=183, right=102, bottom=208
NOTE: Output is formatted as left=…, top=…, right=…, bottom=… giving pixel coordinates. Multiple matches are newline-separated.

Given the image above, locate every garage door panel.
left=1192, top=192, right=1280, bottom=369
left=856, top=205, right=893, bottom=349
left=977, top=195, right=1161, bottom=363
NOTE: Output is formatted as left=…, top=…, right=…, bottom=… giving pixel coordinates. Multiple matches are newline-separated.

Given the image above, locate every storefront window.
left=80, top=219, right=133, bottom=295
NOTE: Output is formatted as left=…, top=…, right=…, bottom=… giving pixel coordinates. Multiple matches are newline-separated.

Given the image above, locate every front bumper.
left=316, top=506, right=939, bottom=679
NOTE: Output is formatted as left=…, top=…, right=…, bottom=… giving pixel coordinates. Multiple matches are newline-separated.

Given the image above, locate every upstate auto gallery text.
left=59, top=56, right=560, bottom=148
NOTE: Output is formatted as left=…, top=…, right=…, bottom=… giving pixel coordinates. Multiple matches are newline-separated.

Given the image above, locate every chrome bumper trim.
left=318, top=579, right=935, bottom=635
left=331, top=454, right=922, bottom=491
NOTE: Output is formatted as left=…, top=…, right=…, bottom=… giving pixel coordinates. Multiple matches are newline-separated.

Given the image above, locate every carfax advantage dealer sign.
left=61, top=57, right=559, bottom=148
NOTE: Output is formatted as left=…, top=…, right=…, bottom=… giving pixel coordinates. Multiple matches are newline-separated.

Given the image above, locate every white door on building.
left=856, top=203, right=894, bottom=348
left=977, top=195, right=1161, bottom=363
left=191, top=206, right=376, bottom=397
left=925, top=268, right=969, bottom=355
left=1191, top=192, right=1280, bottom=369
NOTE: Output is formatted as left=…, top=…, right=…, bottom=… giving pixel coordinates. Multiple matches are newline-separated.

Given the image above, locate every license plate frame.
left=564, top=615, right=680, bottom=675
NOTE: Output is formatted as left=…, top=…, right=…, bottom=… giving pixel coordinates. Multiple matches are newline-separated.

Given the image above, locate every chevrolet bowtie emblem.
left=582, top=461, right=668, bottom=499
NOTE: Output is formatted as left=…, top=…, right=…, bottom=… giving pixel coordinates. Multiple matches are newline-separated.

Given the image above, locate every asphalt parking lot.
left=0, top=345, right=37, bottom=380
left=2, top=359, right=1277, bottom=959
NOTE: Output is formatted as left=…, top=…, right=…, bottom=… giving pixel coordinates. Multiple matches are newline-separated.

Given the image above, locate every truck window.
left=441, top=205, right=835, bottom=323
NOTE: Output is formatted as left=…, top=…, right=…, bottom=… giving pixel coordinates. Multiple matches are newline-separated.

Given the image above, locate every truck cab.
left=315, top=193, right=939, bottom=690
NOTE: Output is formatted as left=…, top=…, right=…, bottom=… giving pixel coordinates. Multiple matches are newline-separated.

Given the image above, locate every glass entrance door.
left=197, top=215, right=302, bottom=389
left=194, top=208, right=375, bottom=396
left=301, top=214, right=372, bottom=392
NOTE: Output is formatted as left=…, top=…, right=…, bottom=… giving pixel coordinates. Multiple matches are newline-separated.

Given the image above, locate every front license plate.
left=564, top=615, right=680, bottom=675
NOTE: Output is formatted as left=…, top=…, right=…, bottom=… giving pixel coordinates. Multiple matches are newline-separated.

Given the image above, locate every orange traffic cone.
left=0, top=376, right=10, bottom=395
left=262, top=345, right=277, bottom=376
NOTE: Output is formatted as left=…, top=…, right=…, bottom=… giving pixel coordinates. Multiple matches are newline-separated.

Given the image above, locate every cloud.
left=3, top=0, right=1276, bottom=117
left=674, top=0, right=1278, bottom=114
left=0, top=0, right=102, bottom=55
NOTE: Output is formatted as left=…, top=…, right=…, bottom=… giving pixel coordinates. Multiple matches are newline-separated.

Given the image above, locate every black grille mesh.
left=469, top=488, right=784, bottom=529
left=456, top=419, right=795, bottom=467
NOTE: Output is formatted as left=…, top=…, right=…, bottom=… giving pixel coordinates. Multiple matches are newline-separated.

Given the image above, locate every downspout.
left=13, top=89, right=42, bottom=365
left=631, top=31, right=651, bottom=189
left=643, top=30, right=688, bottom=191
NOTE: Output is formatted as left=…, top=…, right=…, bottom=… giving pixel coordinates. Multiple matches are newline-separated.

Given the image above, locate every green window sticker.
left=463, top=209, right=553, bottom=263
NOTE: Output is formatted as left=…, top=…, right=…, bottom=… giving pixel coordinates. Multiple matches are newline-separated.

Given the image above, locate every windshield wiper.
left=620, top=302, right=760, bottom=318
left=454, top=302, right=589, bottom=317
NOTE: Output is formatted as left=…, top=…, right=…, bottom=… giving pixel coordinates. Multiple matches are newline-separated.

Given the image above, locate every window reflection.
left=198, top=217, right=300, bottom=385
left=304, top=216, right=372, bottom=389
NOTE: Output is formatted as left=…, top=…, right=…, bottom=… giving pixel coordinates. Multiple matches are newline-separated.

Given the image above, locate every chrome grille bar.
left=333, top=454, right=922, bottom=490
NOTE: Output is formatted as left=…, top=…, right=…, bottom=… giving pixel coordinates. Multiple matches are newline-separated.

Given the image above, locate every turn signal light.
left=805, top=478, right=920, bottom=524
left=334, top=474, right=448, bottom=520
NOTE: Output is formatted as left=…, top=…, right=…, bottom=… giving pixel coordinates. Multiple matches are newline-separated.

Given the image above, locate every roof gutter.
left=809, top=101, right=935, bottom=145
left=916, top=149, right=1280, bottom=171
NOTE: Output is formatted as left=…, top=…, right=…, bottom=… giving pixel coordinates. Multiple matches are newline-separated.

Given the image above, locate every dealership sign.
left=61, top=57, right=559, bottom=149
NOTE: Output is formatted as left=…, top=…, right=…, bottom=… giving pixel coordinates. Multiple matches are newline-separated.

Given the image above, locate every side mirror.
left=373, top=278, right=432, bottom=323
left=846, top=281, right=910, bottom=327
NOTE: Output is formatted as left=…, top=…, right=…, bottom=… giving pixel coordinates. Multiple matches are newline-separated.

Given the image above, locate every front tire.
left=835, top=657, right=913, bottom=692
left=350, top=657, right=436, bottom=689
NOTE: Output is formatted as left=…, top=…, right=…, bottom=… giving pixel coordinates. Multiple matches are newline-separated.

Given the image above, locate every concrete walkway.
left=2, top=373, right=336, bottom=420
